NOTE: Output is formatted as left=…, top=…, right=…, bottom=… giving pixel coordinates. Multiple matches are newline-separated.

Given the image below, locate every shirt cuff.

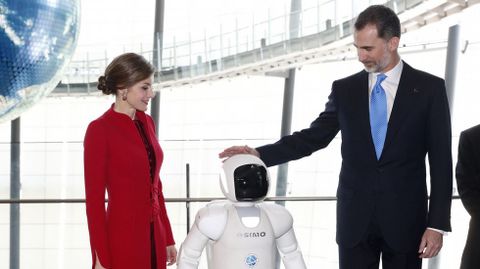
left=427, top=227, right=448, bottom=235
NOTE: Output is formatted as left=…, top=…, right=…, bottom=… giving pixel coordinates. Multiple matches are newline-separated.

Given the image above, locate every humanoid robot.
left=177, top=154, right=307, bottom=269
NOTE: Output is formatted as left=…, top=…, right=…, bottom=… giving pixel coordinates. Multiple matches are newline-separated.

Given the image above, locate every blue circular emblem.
left=245, top=254, right=258, bottom=267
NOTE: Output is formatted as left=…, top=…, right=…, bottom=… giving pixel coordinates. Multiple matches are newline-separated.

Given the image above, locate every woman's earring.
left=122, top=92, right=127, bottom=101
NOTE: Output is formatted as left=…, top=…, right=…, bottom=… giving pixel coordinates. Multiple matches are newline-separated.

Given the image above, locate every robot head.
left=220, top=154, right=269, bottom=202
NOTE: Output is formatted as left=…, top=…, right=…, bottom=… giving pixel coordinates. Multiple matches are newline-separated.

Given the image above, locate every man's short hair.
left=354, top=5, right=401, bottom=40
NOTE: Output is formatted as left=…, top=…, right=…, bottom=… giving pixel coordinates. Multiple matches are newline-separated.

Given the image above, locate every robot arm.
left=177, top=224, right=210, bottom=269
left=259, top=203, right=307, bottom=269
left=276, top=227, right=307, bottom=269
left=177, top=202, right=228, bottom=269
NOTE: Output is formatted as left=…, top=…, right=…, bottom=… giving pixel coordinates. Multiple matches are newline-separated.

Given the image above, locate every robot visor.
left=233, top=164, right=269, bottom=201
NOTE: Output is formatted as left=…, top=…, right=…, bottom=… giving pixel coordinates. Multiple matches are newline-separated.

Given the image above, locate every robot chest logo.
left=236, top=231, right=267, bottom=238
left=245, top=253, right=258, bottom=267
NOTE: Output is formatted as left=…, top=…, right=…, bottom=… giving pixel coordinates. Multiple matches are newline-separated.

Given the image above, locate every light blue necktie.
left=370, top=73, right=387, bottom=159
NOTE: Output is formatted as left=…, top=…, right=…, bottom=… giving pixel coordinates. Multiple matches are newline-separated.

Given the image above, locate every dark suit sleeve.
left=456, top=130, right=480, bottom=217
left=425, top=79, right=453, bottom=231
left=257, top=86, right=340, bottom=167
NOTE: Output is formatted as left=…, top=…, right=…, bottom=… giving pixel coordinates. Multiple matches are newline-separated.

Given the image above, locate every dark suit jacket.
left=456, top=124, right=480, bottom=269
left=257, top=62, right=452, bottom=252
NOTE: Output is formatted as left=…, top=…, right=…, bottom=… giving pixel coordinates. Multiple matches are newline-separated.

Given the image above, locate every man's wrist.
left=427, top=227, right=447, bottom=235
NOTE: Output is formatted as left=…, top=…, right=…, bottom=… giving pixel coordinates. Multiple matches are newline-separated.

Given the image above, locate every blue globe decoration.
left=245, top=254, right=258, bottom=267
left=0, top=0, right=80, bottom=123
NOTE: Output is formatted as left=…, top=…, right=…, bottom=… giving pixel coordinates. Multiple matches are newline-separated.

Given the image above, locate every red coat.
left=84, top=105, right=175, bottom=269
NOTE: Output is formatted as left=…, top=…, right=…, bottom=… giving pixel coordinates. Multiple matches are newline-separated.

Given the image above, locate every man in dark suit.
left=456, top=124, right=480, bottom=269
left=219, top=5, right=452, bottom=269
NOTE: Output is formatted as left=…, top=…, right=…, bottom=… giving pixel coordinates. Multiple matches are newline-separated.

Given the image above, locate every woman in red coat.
left=84, top=53, right=177, bottom=269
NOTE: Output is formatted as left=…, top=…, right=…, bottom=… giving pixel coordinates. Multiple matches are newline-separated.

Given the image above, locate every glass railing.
left=0, top=197, right=469, bottom=269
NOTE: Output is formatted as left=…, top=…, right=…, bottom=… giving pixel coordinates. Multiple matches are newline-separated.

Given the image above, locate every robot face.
left=220, top=154, right=270, bottom=202
left=233, top=164, right=268, bottom=201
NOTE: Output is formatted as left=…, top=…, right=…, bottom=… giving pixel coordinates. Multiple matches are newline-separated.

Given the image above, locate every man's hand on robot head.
left=219, top=145, right=260, bottom=159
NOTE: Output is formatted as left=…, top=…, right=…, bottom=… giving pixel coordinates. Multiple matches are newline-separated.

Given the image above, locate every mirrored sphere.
left=0, top=0, right=80, bottom=123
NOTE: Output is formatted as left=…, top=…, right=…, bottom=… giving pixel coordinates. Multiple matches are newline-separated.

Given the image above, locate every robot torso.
left=207, top=203, right=276, bottom=269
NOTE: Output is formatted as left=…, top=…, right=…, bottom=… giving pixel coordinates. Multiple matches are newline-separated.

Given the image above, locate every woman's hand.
left=166, top=245, right=177, bottom=266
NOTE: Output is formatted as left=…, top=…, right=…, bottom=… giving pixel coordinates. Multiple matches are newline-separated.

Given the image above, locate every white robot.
left=177, top=154, right=307, bottom=269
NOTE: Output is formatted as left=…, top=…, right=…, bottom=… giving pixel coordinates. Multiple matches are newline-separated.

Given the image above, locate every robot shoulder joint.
left=195, top=202, right=228, bottom=240
left=259, top=203, right=293, bottom=237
